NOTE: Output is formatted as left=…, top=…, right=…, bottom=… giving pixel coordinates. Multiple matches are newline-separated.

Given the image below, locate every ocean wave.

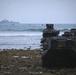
left=0, top=32, right=42, bottom=37
left=26, top=28, right=70, bottom=32
left=0, top=29, right=42, bottom=31
left=26, top=29, right=43, bottom=32
left=58, top=29, right=70, bottom=32
left=0, top=29, right=70, bottom=37
left=0, top=28, right=69, bottom=32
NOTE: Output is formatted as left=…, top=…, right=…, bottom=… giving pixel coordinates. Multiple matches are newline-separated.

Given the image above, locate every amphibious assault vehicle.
left=40, top=24, right=76, bottom=67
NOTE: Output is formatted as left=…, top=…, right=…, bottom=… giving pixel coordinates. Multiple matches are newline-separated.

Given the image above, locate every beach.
left=0, top=49, right=76, bottom=75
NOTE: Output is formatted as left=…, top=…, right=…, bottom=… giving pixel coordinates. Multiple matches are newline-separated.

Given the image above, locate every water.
left=0, top=23, right=76, bottom=50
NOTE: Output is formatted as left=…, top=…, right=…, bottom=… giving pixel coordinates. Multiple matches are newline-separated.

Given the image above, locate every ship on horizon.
left=0, top=19, right=19, bottom=25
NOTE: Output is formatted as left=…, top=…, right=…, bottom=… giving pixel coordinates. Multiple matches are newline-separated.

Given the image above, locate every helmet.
left=46, top=24, right=54, bottom=29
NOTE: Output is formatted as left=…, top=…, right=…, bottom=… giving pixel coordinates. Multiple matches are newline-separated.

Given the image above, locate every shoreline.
left=0, top=48, right=41, bottom=51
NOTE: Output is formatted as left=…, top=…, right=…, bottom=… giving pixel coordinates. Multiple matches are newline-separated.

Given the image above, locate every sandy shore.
left=0, top=49, right=76, bottom=75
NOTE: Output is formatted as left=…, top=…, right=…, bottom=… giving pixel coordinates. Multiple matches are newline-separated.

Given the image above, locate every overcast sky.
left=0, top=0, right=76, bottom=23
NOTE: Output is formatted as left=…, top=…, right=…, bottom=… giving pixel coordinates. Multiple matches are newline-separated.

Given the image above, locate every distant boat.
left=0, top=19, right=9, bottom=23
left=0, top=19, right=19, bottom=25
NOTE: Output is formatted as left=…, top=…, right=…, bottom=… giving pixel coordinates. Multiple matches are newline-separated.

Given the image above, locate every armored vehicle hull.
left=41, top=37, right=76, bottom=67
left=41, top=24, right=76, bottom=68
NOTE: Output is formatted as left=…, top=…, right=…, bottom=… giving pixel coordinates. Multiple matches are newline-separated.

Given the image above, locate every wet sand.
left=0, top=49, right=76, bottom=75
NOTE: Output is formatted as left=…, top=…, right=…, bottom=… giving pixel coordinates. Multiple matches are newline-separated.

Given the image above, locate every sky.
left=0, top=0, right=76, bottom=24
